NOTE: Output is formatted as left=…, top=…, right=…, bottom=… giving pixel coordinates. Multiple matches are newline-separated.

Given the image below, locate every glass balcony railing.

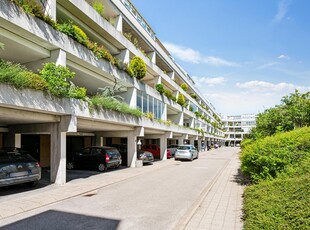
left=120, top=0, right=156, bottom=40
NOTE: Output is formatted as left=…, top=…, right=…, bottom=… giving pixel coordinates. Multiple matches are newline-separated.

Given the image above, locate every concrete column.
left=159, top=132, right=172, bottom=160
left=162, top=104, right=167, bottom=121
left=15, top=134, right=21, bottom=148
left=127, top=132, right=137, bottom=168
left=170, top=112, right=183, bottom=126
left=127, top=127, right=144, bottom=167
left=167, top=71, right=175, bottom=80
left=44, top=0, right=56, bottom=20
left=51, top=49, right=66, bottom=66
left=50, top=115, right=77, bottom=185
left=154, top=76, right=162, bottom=85
left=115, top=14, right=123, bottom=32
left=198, top=139, right=202, bottom=152
left=116, top=49, right=130, bottom=64
left=147, top=51, right=156, bottom=64
left=189, top=138, right=194, bottom=146
left=25, top=48, right=66, bottom=72
left=119, top=87, right=137, bottom=108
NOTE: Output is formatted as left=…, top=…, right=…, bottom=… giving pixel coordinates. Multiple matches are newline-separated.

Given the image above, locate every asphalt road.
left=0, top=147, right=238, bottom=230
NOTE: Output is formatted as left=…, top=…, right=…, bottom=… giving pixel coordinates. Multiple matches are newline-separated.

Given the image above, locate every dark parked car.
left=67, top=146, right=122, bottom=172
left=0, top=148, right=41, bottom=187
left=137, top=150, right=154, bottom=164
left=110, top=143, right=128, bottom=166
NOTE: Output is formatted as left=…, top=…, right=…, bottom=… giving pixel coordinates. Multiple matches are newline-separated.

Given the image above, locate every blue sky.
left=130, top=0, right=310, bottom=116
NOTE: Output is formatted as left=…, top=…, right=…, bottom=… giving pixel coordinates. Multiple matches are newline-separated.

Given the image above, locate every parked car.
left=141, top=144, right=171, bottom=159
left=137, top=150, right=154, bottom=164
left=167, top=144, right=179, bottom=157
left=0, top=148, right=41, bottom=187
left=110, top=143, right=128, bottom=166
left=67, top=146, right=122, bottom=172
left=175, top=145, right=198, bottom=161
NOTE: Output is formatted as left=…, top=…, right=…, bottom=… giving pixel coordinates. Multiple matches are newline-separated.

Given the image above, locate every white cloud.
left=204, top=91, right=282, bottom=115
left=257, top=62, right=280, bottom=69
left=273, top=0, right=291, bottom=23
left=236, top=80, right=310, bottom=92
left=278, top=54, right=290, bottom=60
left=193, top=76, right=226, bottom=86
left=163, top=42, right=237, bottom=67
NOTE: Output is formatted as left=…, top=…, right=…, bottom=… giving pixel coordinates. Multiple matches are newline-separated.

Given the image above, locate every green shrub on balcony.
left=57, top=22, right=89, bottom=47
left=130, top=56, right=146, bottom=80
left=155, top=84, right=165, bottom=94
left=92, top=1, right=105, bottom=17
left=39, top=63, right=86, bottom=99
left=190, top=93, right=197, bottom=99
left=0, top=59, right=47, bottom=90
left=180, top=83, right=188, bottom=92
left=177, top=93, right=186, bottom=106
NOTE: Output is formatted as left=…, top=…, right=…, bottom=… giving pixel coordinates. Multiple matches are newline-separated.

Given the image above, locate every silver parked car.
left=137, top=150, right=154, bottom=164
left=0, top=148, right=41, bottom=187
left=174, top=145, right=199, bottom=161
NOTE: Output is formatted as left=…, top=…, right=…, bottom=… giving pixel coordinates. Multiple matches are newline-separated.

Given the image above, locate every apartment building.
left=0, top=0, right=224, bottom=184
left=222, top=114, right=256, bottom=146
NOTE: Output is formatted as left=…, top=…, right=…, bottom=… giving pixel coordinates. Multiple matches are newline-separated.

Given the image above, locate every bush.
left=89, top=95, right=142, bottom=117
left=155, top=84, right=165, bottom=94
left=240, top=127, right=310, bottom=183
left=177, top=93, right=186, bottom=106
left=243, top=174, right=310, bottom=229
left=57, top=22, right=89, bottom=47
left=129, top=56, right=146, bottom=80
left=180, top=83, right=188, bottom=92
left=0, top=59, right=47, bottom=90
left=92, top=1, right=105, bottom=17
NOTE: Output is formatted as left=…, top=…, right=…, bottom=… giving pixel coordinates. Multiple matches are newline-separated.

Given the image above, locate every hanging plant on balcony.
left=177, top=93, right=186, bottom=106
left=180, top=83, right=188, bottom=92
left=155, top=83, right=165, bottom=94
left=129, top=56, right=146, bottom=80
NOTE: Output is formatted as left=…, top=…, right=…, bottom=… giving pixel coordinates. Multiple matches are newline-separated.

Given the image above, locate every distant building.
left=222, top=114, right=256, bottom=146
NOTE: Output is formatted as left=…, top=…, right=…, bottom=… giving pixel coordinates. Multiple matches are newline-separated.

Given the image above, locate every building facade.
left=0, top=0, right=225, bottom=185
left=222, top=114, right=256, bottom=146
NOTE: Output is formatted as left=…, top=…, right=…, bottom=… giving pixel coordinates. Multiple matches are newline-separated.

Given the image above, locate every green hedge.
left=240, top=127, right=310, bottom=183
left=243, top=174, right=310, bottom=229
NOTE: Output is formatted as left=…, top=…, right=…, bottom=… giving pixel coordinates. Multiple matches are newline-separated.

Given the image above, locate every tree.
left=248, top=90, right=310, bottom=140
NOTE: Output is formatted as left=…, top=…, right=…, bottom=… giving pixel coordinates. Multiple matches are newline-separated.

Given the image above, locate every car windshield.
left=178, top=146, right=190, bottom=150
left=0, top=150, right=33, bottom=162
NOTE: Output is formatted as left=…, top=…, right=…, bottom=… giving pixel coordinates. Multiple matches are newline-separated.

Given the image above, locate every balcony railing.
left=120, top=0, right=156, bottom=40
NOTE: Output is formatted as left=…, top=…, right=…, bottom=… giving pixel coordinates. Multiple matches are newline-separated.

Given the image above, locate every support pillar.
left=44, top=0, right=56, bottom=20
left=50, top=115, right=77, bottom=185
left=159, top=131, right=172, bottom=160
left=147, top=51, right=156, bottom=64
left=116, top=49, right=130, bottom=65
left=127, top=127, right=144, bottom=167
left=115, top=14, right=123, bottom=32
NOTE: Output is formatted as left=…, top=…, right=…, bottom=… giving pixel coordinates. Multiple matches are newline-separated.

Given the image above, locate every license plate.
left=10, top=171, right=28, bottom=177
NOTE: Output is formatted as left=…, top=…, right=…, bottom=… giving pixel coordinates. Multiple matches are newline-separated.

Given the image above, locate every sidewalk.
left=184, top=150, right=244, bottom=230
left=0, top=148, right=244, bottom=230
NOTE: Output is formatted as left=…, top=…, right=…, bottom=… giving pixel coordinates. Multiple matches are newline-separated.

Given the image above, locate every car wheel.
left=175, top=158, right=178, bottom=161
left=98, top=163, right=107, bottom=172
left=67, top=162, right=74, bottom=170
left=115, top=164, right=120, bottom=169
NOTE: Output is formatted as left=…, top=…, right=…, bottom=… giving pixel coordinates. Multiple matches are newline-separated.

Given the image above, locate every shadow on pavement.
left=0, top=210, right=120, bottom=230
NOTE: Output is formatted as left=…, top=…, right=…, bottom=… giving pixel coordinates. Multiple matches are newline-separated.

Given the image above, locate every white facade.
left=222, top=114, right=256, bottom=146
left=0, top=0, right=225, bottom=184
